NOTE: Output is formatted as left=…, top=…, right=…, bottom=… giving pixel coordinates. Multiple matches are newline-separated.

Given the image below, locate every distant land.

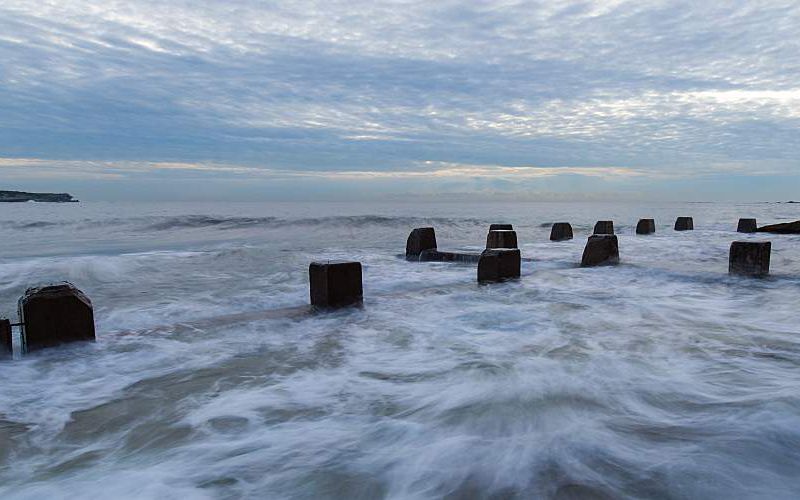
left=0, top=190, right=78, bottom=202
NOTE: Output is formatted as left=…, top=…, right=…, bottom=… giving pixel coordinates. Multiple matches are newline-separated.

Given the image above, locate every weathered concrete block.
left=18, top=283, right=95, bottom=353
left=580, top=235, right=620, bottom=267
left=729, top=241, right=770, bottom=276
left=593, top=221, right=614, bottom=235
left=674, top=217, right=694, bottom=231
left=419, top=250, right=481, bottom=263
left=489, top=224, right=513, bottom=231
left=636, top=219, right=656, bottom=235
left=550, top=222, right=573, bottom=241
left=737, top=218, right=757, bottom=233
left=478, top=249, right=521, bottom=283
left=486, top=230, right=518, bottom=249
left=406, top=227, right=437, bottom=258
left=1, top=319, right=11, bottom=357
left=309, top=261, right=363, bottom=308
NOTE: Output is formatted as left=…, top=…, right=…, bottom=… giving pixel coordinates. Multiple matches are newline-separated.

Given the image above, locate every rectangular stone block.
left=478, top=249, right=521, bottom=283
left=737, top=218, right=757, bottom=233
left=636, top=219, right=655, bottom=234
left=406, top=227, right=437, bottom=258
left=729, top=241, right=770, bottom=276
left=419, top=250, right=481, bottom=263
left=580, top=235, right=620, bottom=267
left=486, top=230, right=518, bottom=249
left=309, top=261, right=363, bottom=308
left=674, top=217, right=694, bottom=231
left=550, top=222, right=573, bottom=241
left=593, top=221, right=614, bottom=235
left=19, top=283, right=95, bottom=353
left=1, top=319, right=11, bottom=357
left=489, top=224, right=513, bottom=231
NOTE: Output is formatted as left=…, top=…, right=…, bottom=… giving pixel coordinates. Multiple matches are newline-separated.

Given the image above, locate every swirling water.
left=0, top=201, right=799, bottom=499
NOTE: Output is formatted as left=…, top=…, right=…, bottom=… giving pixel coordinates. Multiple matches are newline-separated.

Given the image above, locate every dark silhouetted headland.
left=0, top=190, right=78, bottom=202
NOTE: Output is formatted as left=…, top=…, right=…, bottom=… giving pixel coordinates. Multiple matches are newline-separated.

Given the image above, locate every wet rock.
left=636, top=219, right=655, bottom=235
left=729, top=241, right=770, bottom=276
left=18, top=283, right=95, bottom=353
left=406, top=227, right=437, bottom=257
left=756, top=220, right=800, bottom=234
left=550, top=222, right=573, bottom=241
left=1, top=319, right=11, bottom=357
left=737, top=218, right=757, bottom=233
left=593, top=221, right=614, bottom=235
left=309, top=261, right=363, bottom=308
left=486, top=230, right=518, bottom=249
left=674, top=217, right=694, bottom=231
left=580, top=235, right=620, bottom=267
left=478, top=249, right=521, bottom=283
left=489, top=224, right=513, bottom=231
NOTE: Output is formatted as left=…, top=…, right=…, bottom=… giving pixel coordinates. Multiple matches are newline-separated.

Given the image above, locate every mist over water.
left=1, top=201, right=799, bottom=499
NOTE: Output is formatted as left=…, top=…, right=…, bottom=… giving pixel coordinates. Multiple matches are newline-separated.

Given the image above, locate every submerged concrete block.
left=737, top=218, right=757, bottom=233
left=674, top=217, right=694, bottom=231
left=478, top=249, right=521, bottom=283
left=1, top=319, right=11, bottom=357
left=636, top=219, right=656, bottom=235
left=486, top=230, right=518, bottom=249
left=550, top=222, right=573, bottom=241
left=18, top=283, right=95, bottom=353
left=406, top=227, right=437, bottom=258
left=593, top=221, right=614, bottom=235
left=580, top=235, right=620, bottom=267
left=309, top=261, right=363, bottom=308
left=489, top=224, right=513, bottom=231
left=729, top=241, right=770, bottom=277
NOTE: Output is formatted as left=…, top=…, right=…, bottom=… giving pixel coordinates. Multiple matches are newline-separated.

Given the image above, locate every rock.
left=550, top=222, right=573, bottom=241
left=489, top=224, right=513, bottom=231
left=478, top=249, right=521, bottom=283
left=580, top=235, right=620, bottom=267
left=18, top=283, right=95, bottom=353
left=636, top=219, right=655, bottom=235
left=309, top=261, right=363, bottom=308
left=406, top=227, right=437, bottom=258
left=674, top=217, right=694, bottom=231
left=0, top=190, right=78, bottom=203
left=1, top=319, right=11, bottom=357
left=756, top=220, right=800, bottom=234
left=593, top=221, right=614, bottom=235
left=486, top=230, right=518, bottom=249
left=729, top=241, right=771, bottom=276
left=737, top=218, right=757, bottom=233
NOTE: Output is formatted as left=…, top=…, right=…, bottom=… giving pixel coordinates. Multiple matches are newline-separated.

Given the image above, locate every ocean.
left=0, top=201, right=799, bottom=499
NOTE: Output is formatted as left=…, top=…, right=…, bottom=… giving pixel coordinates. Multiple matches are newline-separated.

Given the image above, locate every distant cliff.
left=0, top=191, right=78, bottom=203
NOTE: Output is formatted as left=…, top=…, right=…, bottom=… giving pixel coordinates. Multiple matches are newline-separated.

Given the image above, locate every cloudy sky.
left=0, top=0, right=798, bottom=201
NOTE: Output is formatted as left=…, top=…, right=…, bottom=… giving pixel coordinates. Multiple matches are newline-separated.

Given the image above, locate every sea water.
left=0, top=201, right=799, bottom=499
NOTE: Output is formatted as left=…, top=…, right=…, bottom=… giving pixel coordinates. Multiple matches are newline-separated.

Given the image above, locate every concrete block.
left=737, top=218, right=757, bottom=233
left=550, top=222, right=573, bottom=241
left=406, top=227, right=437, bottom=258
left=729, top=241, right=770, bottom=276
left=580, top=235, right=620, bottom=267
left=489, top=224, right=513, bottom=231
left=478, top=249, right=521, bottom=283
left=636, top=219, right=656, bottom=235
left=18, top=283, right=95, bottom=353
left=593, top=221, right=614, bottom=235
left=1, top=319, right=11, bottom=357
left=486, top=230, right=518, bottom=249
left=309, top=261, right=363, bottom=308
left=674, top=217, right=694, bottom=231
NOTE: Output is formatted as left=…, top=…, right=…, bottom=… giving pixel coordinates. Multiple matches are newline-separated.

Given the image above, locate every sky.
left=0, top=0, right=798, bottom=201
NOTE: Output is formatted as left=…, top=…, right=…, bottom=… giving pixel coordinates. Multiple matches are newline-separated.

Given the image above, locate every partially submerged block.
left=478, top=249, right=521, bottom=283
left=18, top=283, right=95, bottom=353
left=729, top=241, right=770, bottom=277
left=406, top=227, right=437, bottom=258
left=737, top=218, right=757, bottom=233
left=489, top=224, right=513, bottom=231
left=674, top=217, right=694, bottom=231
left=486, top=230, right=518, bottom=249
left=1, top=319, right=11, bottom=357
left=419, top=250, right=481, bottom=263
left=756, top=220, right=800, bottom=234
left=593, top=221, right=614, bottom=235
left=550, top=222, right=573, bottom=241
left=580, top=235, right=619, bottom=267
left=309, top=261, right=363, bottom=308
left=636, top=219, right=655, bottom=235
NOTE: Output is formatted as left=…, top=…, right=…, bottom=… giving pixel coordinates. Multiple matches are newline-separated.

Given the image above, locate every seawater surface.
left=0, top=201, right=799, bottom=499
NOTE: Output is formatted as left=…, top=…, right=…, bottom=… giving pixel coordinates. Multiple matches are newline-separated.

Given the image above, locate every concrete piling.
left=580, top=235, right=620, bottom=267
left=478, top=249, right=521, bottom=283
left=18, top=283, right=96, bottom=353
left=486, top=230, right=518, bottom=249
left=674, top=217, right=694, bottom=231
left=593, top=221, right=614, bottom=235
left=1, top=319, right=11, bottom=357
left=309, top=261, right=363, bottom=308
left=406, top=227, right=437, bottom=258
left=636, top=219, right=656, bottom=235
left=737, top=218, right=757, bottom=233
left=489, top=224, right=513, bottom=231
left=550, top=222, right=573, bottom=241
left=729, top=241, right=771, bottom=277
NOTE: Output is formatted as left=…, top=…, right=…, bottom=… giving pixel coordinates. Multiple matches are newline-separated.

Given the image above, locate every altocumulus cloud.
left=0, top=0, right=798, bottom=200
